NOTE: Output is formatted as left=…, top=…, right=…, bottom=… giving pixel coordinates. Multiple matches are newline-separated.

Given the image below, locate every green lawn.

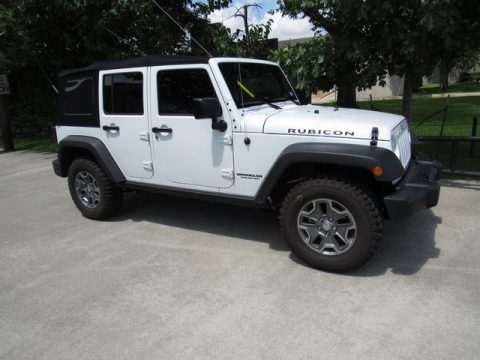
left=417, top=81, right=480, bottom=95
left=358, top=95, right=480, bottom=136
left=0, top=137, right=57, bottom=153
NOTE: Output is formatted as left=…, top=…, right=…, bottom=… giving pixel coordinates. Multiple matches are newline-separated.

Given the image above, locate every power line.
left=32, top=56, right=58, bottom=94
left=105, top=27, right=148, bottom=56
left=150, top=0, right=212, bottom=57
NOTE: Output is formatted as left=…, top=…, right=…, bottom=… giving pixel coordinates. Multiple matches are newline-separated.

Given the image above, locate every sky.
left=205, top=0, right=315, bottom=41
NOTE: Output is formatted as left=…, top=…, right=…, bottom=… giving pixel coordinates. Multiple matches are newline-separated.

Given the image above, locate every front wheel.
left=280, top=178, right=383, bottom=272
left=68, top=158, right=123, bottom=220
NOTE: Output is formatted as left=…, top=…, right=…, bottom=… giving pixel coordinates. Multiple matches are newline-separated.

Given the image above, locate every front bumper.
left=384, top=158, right=441, bottom=219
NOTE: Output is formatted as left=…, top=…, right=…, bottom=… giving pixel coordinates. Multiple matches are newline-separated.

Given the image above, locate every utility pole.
left=235, top=3, right=261, bottom=55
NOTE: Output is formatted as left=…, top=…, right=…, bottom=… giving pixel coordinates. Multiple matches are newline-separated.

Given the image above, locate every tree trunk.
left=439, top=60, right=450, bottom=92
left=402, top=68, right=413, bottom=123
left=336, top=82, right=357, bottom=108
left=0, top=95, right=15, bottom=152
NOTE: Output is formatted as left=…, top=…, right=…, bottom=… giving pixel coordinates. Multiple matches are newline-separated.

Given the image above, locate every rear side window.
left=63, top=77, right=94, bottom=115
left=157, top=69, right=217, bottom=115
left=103, top=72, right=143, bottom=115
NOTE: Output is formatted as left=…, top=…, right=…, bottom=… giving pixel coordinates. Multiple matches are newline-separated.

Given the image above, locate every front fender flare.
left=254, top=142, right=404, bottom=204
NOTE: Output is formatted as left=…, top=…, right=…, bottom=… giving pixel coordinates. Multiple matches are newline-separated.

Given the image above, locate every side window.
left=103, top=72, right=143, bottom=115
left=157, top=69, right=217, bottom=115
left=64, top=77, right=93, bottom=115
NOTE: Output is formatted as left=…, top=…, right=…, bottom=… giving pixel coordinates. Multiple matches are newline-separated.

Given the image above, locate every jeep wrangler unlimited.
left=52, top=56, right=441, bottom=271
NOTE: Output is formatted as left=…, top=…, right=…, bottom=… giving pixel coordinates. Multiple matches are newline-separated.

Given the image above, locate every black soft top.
left=56, top=55, right=210, bottom=128
left=59, top=55, right=210, bottom=77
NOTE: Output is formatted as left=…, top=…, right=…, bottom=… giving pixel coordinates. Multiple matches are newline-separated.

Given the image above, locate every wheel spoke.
left=325, top=200, right=338, bottom=220
left=329, top=242, right=343, bottom=255
left=86, top=175, right=94, bottom=185
left=333, top=228, right=351, bottom=247
left=299, top=200, right=322, bottom=221
left=316, top=232, right=330, bottom=252
left=75, top=177, right=85, bottom=191
left=298, top=224, right=320, bottom=244
left=91, top=192, right=99, bottom=204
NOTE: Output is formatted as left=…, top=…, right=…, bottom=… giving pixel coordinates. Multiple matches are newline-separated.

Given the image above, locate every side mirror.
left=193, top=97, right=227, bottom=132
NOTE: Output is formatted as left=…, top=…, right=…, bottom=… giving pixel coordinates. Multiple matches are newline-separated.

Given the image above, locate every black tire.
left=68, top=158, right=123, bottom=220
left=280, top=178, right=382, bottom=272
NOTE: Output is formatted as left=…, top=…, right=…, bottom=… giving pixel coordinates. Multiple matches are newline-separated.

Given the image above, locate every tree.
left=426, top=0, right=480, bottom=91
left=0, top=5, right=17, bottom=151
left=379, top=0, right=480, bottom=121
left=200, top=4, right=273, bottom=59
left=272, top=38, right=327, bottom=102
left=0, top=0, right=230, bottom=141
left=279, top=1, right=389, bottom=108
left=279, top=0, right=480, bottom=120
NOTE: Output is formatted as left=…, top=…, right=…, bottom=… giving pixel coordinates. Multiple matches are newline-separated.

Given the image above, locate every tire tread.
left=279, top=177, right=383, bottom=271
left=68, top=158, right=122, bottom=220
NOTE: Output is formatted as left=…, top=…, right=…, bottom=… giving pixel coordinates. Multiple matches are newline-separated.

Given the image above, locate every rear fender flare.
left=57, top=135, right=125, bottom=184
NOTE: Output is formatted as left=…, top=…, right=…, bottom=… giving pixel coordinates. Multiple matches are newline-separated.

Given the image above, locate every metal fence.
left=417, top=135, right=480, bottom=178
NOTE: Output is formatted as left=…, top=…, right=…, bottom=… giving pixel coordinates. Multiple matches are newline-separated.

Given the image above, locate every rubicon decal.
left=288, top=129, right=355, bottom=137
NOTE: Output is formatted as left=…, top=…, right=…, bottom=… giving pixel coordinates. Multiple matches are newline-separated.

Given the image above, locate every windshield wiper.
left=271, top=96, right=300, bottom=105
left=236, top=80, right=282, bottom=109
left=260, top=99, right=283, bottom=109
left=244, top=99, right=282, bottom=110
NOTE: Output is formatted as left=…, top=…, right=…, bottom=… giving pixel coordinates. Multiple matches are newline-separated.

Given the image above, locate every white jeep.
left=52, top=56, right=441, bottom=271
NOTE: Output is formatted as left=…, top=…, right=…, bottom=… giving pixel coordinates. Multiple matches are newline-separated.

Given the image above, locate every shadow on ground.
left=439, top=178, right=480, bottom=191
left=349, top=209, right=442, bottom=276
left=113, top=192, right=442, bottom=276
left=113, top=192, right=288, bottom=252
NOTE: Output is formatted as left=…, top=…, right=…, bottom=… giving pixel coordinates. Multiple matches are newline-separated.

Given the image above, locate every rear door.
left=99, top=68, right=153, bottom=179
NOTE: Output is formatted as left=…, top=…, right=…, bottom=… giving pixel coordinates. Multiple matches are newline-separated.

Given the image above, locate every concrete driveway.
left=1, top=151, right=480, bottom=360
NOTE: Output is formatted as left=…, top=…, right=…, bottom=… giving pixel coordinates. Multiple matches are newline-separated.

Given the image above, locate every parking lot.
left=1, top=151, right=480, bottom=360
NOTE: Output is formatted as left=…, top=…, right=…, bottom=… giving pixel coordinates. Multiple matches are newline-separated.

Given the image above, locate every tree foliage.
left=378, top=0, right=480, bottom=120
left=2, top=0, right=480, bottom=136
left=278, top=0, right=480, bottom=118
left=424, top=0, right=480, bottom=91
left=199, top=14, right=273, bottom=58
left=272, top=38, right=327, bottom=100
left=278, top=0, right=390, bottom=108
left=0, top=0, right=230, bottom=136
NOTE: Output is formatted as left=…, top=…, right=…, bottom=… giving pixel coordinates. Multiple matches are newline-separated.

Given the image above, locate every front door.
left=150, top=65, right=234, bottom=189
left=99, top=68, right=152, bottom=179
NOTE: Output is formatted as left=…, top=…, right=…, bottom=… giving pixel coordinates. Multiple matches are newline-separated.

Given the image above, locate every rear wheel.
left=280, top=178, right=382, bottom=272
left=68, top=158, right=123, bottom=220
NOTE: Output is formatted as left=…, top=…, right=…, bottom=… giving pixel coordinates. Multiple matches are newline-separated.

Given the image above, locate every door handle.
left=152, top=127, right=172, bottom=134
left=103, top=125, right=120, bottom=131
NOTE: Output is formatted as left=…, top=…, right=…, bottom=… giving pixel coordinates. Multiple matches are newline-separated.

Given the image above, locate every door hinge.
left=142, top=161, right=153, bottom=171
left=222, top=135, right=233, bottom=145
left=220, top=168, right=234, bottom=179
left=139, top=131, right=150, bottom=142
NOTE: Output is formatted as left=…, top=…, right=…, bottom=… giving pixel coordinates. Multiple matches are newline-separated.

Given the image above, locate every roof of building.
left=59, top=56, right=210, bottom=77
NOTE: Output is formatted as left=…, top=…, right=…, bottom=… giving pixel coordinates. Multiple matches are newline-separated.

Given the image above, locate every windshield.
left=218, top=62, right=297, bottom=109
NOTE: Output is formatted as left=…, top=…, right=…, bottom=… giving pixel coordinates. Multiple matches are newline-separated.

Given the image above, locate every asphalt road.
left=1, top=151, right=480, bottom=360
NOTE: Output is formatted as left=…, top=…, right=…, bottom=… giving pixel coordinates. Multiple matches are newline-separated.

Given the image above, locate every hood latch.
left=370, top=127, right=379, bottom=146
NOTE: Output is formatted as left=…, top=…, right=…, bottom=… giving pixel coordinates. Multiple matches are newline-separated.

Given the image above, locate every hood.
left=244, top=105, right=405, bottom=141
